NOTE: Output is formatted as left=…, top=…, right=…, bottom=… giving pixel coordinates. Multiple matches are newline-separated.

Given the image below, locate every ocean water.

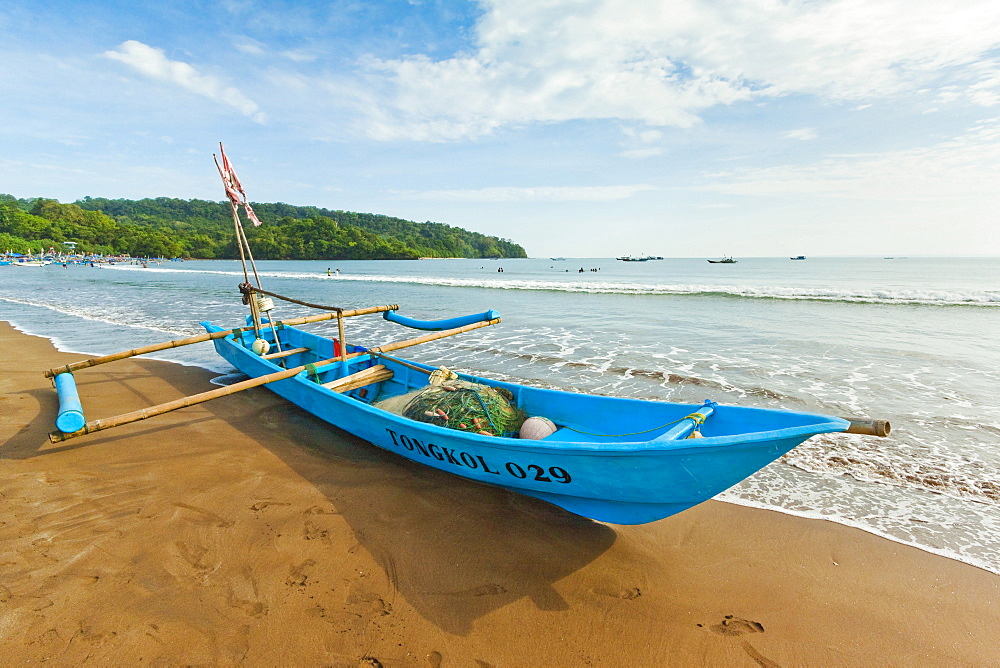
left=2, top=256, right=998, bottom=573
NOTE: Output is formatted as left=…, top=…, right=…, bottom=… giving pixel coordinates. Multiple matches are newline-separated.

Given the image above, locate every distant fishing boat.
left=791, top=256, right=806, bottom=260
left=550, top=257, right=566, bottom=261
left=708, top=256, right=737, bottom=264
left=43, top=146, right=890, bottom=526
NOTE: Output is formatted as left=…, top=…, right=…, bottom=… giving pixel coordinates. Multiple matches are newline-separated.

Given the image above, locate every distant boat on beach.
left=707, top=257, right=737, bottom=264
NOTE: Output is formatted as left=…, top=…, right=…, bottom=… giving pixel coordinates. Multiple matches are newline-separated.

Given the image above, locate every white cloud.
left=700, top=117, right=1000, bottom=201
left=620, top=147, right=664, bottom=159
left=402, top=184, right=660, bottom=202
left=232, top=36, right=266, bottom=56
left=784, top=128, right=818, bottom=141
left=104, top=40, right=266, bottom=123
left=233, top=36, right=317, bottom=63
left=966, top=58, right=1000, bottom=107
left=281, top=49, right=318, bottom=63
left=351, top=0, right=1000, bottom=140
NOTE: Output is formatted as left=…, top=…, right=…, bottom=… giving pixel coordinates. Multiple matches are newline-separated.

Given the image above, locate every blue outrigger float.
left=42, top=146, right=890, bottom=525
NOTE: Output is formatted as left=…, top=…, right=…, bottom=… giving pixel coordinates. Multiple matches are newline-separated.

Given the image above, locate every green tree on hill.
left=26, top=195, right=529, bottom=259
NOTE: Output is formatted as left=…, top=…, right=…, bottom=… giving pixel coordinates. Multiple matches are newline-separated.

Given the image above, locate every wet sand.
left=1, top=320, right=998, bottom=665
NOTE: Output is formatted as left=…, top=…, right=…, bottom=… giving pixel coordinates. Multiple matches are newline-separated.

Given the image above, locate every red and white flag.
left=217, top=143, right=263, bottom=226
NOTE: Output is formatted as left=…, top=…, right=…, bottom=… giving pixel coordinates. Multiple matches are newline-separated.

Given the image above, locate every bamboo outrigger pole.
left=43, top=304, right=399, bottom=378
left=346, top=318, right=502, bottom=359
left=48, top=317, right=501, bottom=442
left=844, top=418, right=891, bottom=437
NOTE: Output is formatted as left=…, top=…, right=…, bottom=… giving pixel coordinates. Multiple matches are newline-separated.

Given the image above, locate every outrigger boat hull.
left=203, top=319, right=850, bottom=525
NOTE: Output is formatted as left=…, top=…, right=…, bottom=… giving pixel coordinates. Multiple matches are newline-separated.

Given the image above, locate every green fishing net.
left=381, top=379, right=525, bottom=437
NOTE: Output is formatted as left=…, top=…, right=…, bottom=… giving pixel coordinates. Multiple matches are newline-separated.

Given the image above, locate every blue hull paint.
left=203, top=321, right=848, bottom=524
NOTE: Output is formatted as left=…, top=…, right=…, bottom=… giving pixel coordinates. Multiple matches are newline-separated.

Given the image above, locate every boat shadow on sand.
left=3, top=361, right=617, bottom=637
left=227, top=395, right=619, bottom=636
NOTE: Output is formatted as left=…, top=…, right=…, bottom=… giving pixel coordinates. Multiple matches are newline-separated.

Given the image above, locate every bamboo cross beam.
left=43, top=304, right=398, bottom=378
left=321, top=364, right=393, bottom=392
left=261, top=346, right=310, bottom=360
left=372, top=353, right=435, bottom=376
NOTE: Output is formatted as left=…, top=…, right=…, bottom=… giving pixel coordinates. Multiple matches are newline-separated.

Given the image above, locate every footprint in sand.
left=303, top=519, right=330, bottom=541
left=303, top=506, right=339, bottom=541
left=286, top=559, right=317, bottom=587
left=345, top=589, right=393, bottom=616
left=173, top=502, right=235, bottom=528
left=248, top=500, right=291, bottom=512
left=593, top=586, right=642, bottom=600
left=175, top=541, right=215, bottom=574
left=710, top=615, right=764, bottom=636
left=227, top=571, right=268, bottom=618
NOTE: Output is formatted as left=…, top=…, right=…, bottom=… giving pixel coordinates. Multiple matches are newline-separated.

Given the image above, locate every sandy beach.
left=1, top=319, right=998, bottom=666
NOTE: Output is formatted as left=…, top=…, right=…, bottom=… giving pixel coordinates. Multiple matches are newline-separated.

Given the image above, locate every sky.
left=2, top=0, right=999, bottom=258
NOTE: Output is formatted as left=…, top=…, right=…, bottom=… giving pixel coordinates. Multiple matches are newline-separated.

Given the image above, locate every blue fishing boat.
left=43, top=146, right=889, bottom=525
left=190, top=309, right=884, bottom=524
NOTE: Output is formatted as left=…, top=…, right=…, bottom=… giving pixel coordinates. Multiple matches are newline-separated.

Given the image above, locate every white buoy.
left=251, top=338, right=270, bottom=356
left=520, top=416, right=557, bottom=440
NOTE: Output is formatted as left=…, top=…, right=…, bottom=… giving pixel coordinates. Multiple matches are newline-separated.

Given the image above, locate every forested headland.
left=0, top=194, right=527, bottom=260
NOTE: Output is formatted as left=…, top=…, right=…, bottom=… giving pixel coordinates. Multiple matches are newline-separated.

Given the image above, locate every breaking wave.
left=106, top=265, right=1000, bottom=307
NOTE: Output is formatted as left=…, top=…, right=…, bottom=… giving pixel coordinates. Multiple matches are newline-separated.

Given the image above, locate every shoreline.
left=2, top=320, right=998, bottom=664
